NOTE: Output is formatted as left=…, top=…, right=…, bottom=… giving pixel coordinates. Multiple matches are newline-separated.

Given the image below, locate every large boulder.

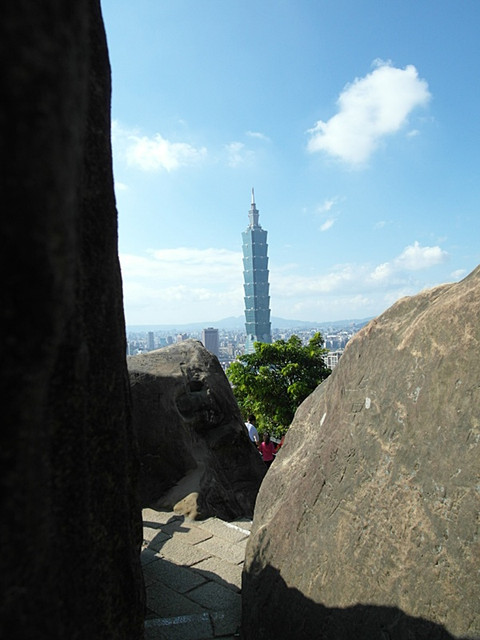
left=0, top=3, right=144, bottom=639
left=243, top=266, right=480, bottom=640
left=128, top=340, right=266, bottom=520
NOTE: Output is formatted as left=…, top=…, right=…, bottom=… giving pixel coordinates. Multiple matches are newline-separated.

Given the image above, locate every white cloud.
left=451, top=268, right=467, bottom=280
left=126, top=134, right=207, bottom=171
left=307, top=61, right=431, bottom=165
left=370, top=262, right=394, bottom=282
left=111, top=121, right=264, bottom=173
left=112, top=121, right=207, bottom=172
left=317, top=198, right=337, bottom=214
left=120, top=247, right=244, bottom=323
left=315, top=197, right=340, bottom=231
left=370, top=242, right=448, bottom=282
left=394, top=241, right=448, bottom=271
left=320, top=218, right=335, bottom=232
left=271, top=242, right=448, bottom=304
left=246, top=131, right=271, bottom=142
left=121, top=247, right=242, bottom=282
left=225, top=141, right=254, bottom=167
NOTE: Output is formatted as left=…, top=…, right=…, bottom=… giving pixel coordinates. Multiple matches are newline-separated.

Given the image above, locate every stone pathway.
left=141, top=508, right=251, bottom=639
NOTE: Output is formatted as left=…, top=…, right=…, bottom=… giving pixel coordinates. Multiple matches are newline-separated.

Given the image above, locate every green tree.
left=227, top=333, right=331, bottom=437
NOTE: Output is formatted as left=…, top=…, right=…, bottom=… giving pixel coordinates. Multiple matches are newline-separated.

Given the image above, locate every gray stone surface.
left=160, top=537, right=214, bottom=567
left=191, top=556, right=243, bottom=591
left=142, top=558, right=207, bottom=594
left=145, top=613, right=214, bottom=640
left=197, top=537, right=247, bottom=565
left=142, top=508, right=247, bottom=639
left=243, top=266, right=480, bottom=640
left=147, top=582, right=206, bottom=618
left=198, top=518, right=251, bottom=543
left=128, top=341, right=266, bottom=520
left=211, top=609, right=242, bottom=638
left=187, top=581, right=242, bottom=611
left=0, top=3, right=144, bottom=639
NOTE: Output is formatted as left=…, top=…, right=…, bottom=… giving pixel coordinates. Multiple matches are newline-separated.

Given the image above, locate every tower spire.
left=248, top=188, right=260, bottom=228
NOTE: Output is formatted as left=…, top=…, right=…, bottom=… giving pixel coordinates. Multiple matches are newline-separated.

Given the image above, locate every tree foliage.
left=227, top=333, right=331, bottom=437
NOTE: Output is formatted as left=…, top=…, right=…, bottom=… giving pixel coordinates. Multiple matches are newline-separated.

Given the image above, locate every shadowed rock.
left=128, top=340, right=267, bottom=521
left=243, top=266, right=480, bottom=639
left=1, top=2, right=144, bottom=638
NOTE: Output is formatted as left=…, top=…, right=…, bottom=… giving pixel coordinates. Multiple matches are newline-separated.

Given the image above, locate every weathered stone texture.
left=243, top=266, right=480, bottom=640
left=128, top=340, right=266, bottom=521
left=0, top=2, right=144, bottom=638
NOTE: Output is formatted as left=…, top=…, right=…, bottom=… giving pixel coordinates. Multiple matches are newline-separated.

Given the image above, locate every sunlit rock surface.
left=243, top=266, right=480, bottom=640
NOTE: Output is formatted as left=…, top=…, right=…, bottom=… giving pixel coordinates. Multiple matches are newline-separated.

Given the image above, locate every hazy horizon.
left=125, top=314, right=374, bottom=332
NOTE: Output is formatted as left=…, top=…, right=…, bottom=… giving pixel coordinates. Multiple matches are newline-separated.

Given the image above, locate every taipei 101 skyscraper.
left=242, top=189, right=272, bottom=353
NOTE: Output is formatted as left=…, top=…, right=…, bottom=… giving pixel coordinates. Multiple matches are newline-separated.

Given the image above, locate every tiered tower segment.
left=242, top=189, right=272, bottom=353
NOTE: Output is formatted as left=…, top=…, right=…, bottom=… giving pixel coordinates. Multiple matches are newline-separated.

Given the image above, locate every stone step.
left=145, top=610, right=240, bottom=639
left=142, top=509, right=248, bottom=639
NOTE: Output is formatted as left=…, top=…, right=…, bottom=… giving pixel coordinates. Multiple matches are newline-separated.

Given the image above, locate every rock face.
left=128, top=340, right=266, bottom=521
left=1, top=3, right=144, bottom=639
left=243, top=266, right=480, bottom=640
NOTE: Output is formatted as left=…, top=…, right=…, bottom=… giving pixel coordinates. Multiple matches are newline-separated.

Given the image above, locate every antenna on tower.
left=251, top=187, right=255, bottom=205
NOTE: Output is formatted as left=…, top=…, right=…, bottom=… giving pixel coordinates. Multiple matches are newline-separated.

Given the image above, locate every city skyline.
left=126, top=321, right=358, bottom=371
left=101, top=0, right=480, bottom=325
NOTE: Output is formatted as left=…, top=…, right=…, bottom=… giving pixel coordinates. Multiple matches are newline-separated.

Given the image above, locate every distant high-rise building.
left=202, top=327, right=220, bottom=357
left=147, top=331, right=155, bottom=351
left=242, top=188, right=272, bottom=353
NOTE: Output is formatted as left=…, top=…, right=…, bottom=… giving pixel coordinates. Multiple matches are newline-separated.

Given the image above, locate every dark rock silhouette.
left=128, top=340, right=267, bottom=520
left=243, top=564, right=473, bottom=640
left=1, top=2, right=144, bottom=638
left=243, top=266, right=480, bottom=639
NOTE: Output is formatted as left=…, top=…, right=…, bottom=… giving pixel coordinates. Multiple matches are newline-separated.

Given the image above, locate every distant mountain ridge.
left=127, top=315, right=373, bottom=333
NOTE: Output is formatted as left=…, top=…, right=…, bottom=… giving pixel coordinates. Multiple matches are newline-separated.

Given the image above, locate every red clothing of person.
left=258, top=440, right=276, bottom=463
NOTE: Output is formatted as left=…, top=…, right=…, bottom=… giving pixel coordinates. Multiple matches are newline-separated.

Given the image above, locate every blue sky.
left=101, top=0, right=480, bottom=326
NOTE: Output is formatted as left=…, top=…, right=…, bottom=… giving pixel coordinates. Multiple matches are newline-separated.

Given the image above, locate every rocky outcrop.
left=243, top=266, right=480, bottom=640
left=1, top=3, right=144, bottom=639
left=128, top=340, right=266, bottom=521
